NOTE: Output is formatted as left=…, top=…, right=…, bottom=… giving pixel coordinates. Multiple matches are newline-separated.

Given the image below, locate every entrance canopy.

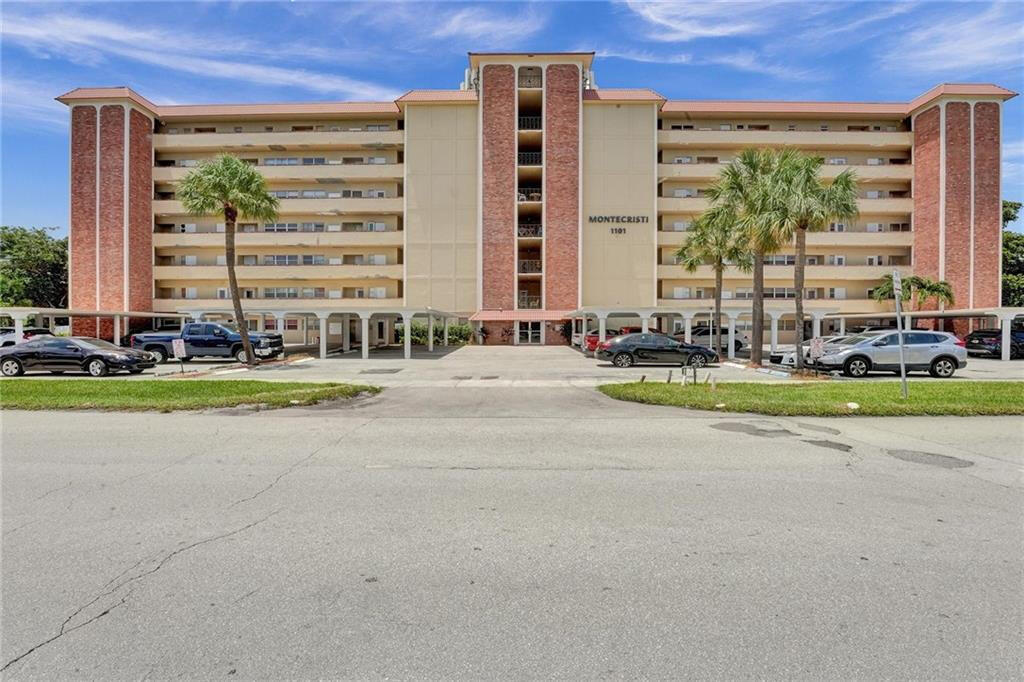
left=469, top=309, right=574, bottom=321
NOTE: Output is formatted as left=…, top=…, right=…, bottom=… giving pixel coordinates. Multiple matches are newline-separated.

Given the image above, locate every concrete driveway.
left=2, top=386, right=1022, bottom=678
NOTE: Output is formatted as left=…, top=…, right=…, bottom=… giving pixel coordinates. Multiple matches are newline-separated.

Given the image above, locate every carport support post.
left=342, top=314, right=351, bottom=352
left=838, top=317, right=846, bottom=336
left=1000, top=314, right=1013, bottom=362
left=443, top=317, right=449, bottom=346
left=275, top=315, right=286, bottom=340
left=402, top=313, right=413, bottom=359
left=317, top=314, right=329, bottom=360
left=360, top=316, right=370, bottom=360
left=683, top=314, right=693, bottom=344
left=428, top=315, right=435, bottom=352
left=812, top=313, right=822, bottom=340
left=641, top=317, right=649, bottom=333
left=113, top=315, right=121, bottom=346
left=727, top=314, right=738, bottom=360
left=598, top=316, right=607, bottom=343
left=11, top=313, right=26, bottom=343
left=769, top=312, right=780, bottom=354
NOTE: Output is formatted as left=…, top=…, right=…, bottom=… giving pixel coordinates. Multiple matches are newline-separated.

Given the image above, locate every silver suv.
left=816, top=330, right=967, bottom=378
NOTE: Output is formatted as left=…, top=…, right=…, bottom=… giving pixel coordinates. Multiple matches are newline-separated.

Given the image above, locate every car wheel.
left=1, top=358, right=24, bottom=377
left=148, top=346, right=168, bottom=364
left=734, top=340, right=743, bottom=352
left=235, top=348, right=250, bottom=364
left=688, top=353, right=707, bottom=367
left=612, top=352, right=633, bottom=368
left=843, top=356, right=870, bottom=378
left=87, top=359, right=109, bottom=377
left=929, top=357, right=956, bottom=378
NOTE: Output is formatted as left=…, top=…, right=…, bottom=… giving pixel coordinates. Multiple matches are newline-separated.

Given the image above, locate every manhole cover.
left=359, top=368, right=403, bottom=374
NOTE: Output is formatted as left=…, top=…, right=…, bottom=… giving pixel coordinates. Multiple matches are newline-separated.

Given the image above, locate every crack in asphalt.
left=227, top=422, right=369, bottom=508
left=34, top=481, right=72, bottom=501
left=1, top=512, right=278, bottom=673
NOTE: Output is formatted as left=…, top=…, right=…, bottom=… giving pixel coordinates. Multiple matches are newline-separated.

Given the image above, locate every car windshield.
left=73, top=338, right=122, bottom=350
left=832, top=334, right=875, bottom=346
left=218, top=324, right=240, bottom=333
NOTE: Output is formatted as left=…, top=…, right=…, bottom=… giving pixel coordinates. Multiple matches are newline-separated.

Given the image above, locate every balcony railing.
left=518, top=259, right=542, bottom=274
left=518, top=116, right=542, bottom=130
left=518, top=75, right=542, bottom=88
left=518, top=188, right=542, bottom=202
left=518, top=295, right=541, bottom=309
left=517, top=224, right=543, bottom=238
left=518, top=151, right=542, bottom=166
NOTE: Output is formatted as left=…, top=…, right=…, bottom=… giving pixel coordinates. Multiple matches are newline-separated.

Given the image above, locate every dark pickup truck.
left=130, top=322, right=284, bottom=363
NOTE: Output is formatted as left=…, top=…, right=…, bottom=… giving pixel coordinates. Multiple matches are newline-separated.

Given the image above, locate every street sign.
left=809, top=337, right=826, bottom=360
left=171, top=338, right=186, bottom=359
left=892, top=269, right=909, bottom=399
left=892, top=269, right=903, bottom=298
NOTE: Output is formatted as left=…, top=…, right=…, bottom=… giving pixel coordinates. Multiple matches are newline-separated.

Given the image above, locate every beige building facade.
left=57, top=52, right=1016, bottom=351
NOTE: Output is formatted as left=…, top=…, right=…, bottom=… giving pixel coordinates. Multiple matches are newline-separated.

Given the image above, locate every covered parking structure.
left=824, top=307, right=1024, bottom=362
left=569, top=303, right=841, bottom=359
left=0, top=307, right=189, bottom=345
left=176, top=305, right=457, bottom=360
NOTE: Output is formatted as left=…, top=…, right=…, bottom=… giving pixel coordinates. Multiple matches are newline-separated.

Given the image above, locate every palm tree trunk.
left=750, top=251, right=764, bottom=365
left=714, top=265, right=723, bottom=355
left=793, top=226, right=806, bottom=370
left=224, top=206, right=256, bottom=365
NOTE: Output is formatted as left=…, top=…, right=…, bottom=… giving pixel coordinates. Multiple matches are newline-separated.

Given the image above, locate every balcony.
left=517, top=224, right=543, bottom=238
left=152, top=129, right=404, bottom=152
left=657, top=129, right=913, bottom=151
left=518, top=295, right=541, bottom=309
left=152, top=263, right=404, bottom=280
left=153, top=197, right=404, bottom=216
left=657, top=197, right=710, bottom=213
left=657, top=263, right=913, bottom=281
left=517, top=188, right=543, bottom=202
left=856, top=197, right=913, bottom=214
left=518, top=75, right=542, bottom=88
left=518, top=259, right=543, bottom=274
left=518, top=116, right=542, bottom=130
left=153, top=231, right=402, bottom=248
left=518, top=151, right=542, bottom=166
left=153, top=297, right=404, bottom=313
left=153, top=163, right=403, bottom=183
left=657, top=162, right=913, bottom=182
left=806, top=231, right=913, bottom=246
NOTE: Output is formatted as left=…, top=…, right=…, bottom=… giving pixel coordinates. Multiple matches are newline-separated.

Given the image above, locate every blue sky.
left=2, top=0, right=1022, bottom=234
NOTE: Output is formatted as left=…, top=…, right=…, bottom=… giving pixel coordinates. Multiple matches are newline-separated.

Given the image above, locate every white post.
left=598, top=316, right=607, bottom=343
left=275, top=315, right=286, bottom=341
left=258, top=315, right=265, bottom=332
left=580, top=316, right=588, bottom=346
left=342, top=314, right=351, bottom=352
left=318, top=315, right=328, bottom=359
left=113, top=315, right=121, bottom=345
left=812, top=314, right=822, bottom=340
left=443, top=318, right=450, bottom=346
left=12, top=314, right=25, bottom=343
left=769, top=313, right=779, bottom=354
left=360, top=316, right=370, bottom=359
left=684, top=314, right=693, bottom=344
left=641, top=317, right=649, bottom=333
left=403, top=314, right=413, bottom=359
left=727, top=315, right=737, bottom=359
left=428, top=315, right=435, bottom=352
left=839, top=317, right=846, bottom=336
left=1001, top=315, right=1013, bottom=362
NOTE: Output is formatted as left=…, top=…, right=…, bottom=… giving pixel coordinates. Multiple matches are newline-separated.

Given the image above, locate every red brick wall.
left=544, top=64, right=580, bottom=312
left=128, top=109, right=153, bottom=316
left=943, top=102, right=971, bottom=312
left=481, top=64, right=516, bottom=312
left=913, top=105, right=941, bottom=285
left=98, top=105, right=125, bottom=319
left=70, top=106, right=98, bottom=336
left=973, top=102, right=1001, bottom=308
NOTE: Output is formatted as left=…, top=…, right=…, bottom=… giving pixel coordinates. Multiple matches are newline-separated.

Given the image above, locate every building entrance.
left=518, top=321, right=542, bottom=344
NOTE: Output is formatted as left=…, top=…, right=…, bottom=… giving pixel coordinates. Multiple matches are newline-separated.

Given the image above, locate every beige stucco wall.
left=404, top=104, right=478, bottom=314
left=581, top=102, right=657, bottom=307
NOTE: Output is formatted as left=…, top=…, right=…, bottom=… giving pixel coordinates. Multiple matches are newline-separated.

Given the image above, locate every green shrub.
left=398, top=321, right=473, bottom=345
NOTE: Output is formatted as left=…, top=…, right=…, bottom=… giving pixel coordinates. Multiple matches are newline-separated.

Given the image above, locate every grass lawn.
left=599, top=381, right=1024, bottom=417
left=0, top=379, right=379, bottom=412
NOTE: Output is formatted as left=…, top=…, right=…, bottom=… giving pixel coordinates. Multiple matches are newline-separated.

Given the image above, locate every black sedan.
left=0, top=337, right=157, bottom=377
left=595, top=333, right=720, bottom=368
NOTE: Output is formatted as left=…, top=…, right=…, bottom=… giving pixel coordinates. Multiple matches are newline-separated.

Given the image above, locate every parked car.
left=814, top=331, right=967, bottom=378
left=676, top=326, right=747, bottom=353
left=0, top=327, right=54, bottom=347
left=131, top=322, right=284, bottom=363
left=583, top=329, right=620, bottom=353
left=595, top=333, right=720, bottom=367
left=965, top=329, right=1024, bottom=359
left=0, top=336, right=157, bottom=377
left=770, top=336, right=847, bottom=367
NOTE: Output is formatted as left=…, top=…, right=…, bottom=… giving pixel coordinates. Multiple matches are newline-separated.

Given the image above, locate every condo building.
left=57, top=52, right=1015, bottom=353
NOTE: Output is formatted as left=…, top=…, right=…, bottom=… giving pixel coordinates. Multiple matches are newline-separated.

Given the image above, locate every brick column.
left=544, top=64, right=581, bottom=312
left=480, top=64, right=516, bottom=312
left=67, top=102, right=153, bottom=339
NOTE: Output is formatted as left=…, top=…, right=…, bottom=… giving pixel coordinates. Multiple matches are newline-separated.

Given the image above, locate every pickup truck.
left=130, top=322, right=284, bottom=363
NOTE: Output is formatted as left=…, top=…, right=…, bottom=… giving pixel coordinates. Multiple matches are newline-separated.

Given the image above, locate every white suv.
left=815, top=331, right=967, bottom=378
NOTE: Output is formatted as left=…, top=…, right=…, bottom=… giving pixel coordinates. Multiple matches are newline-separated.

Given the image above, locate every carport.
left=0, top=307, right=189, bottom=344
left=176, top=306, right=456, bottom=360
left=824, top=307, right=1024, bottom=362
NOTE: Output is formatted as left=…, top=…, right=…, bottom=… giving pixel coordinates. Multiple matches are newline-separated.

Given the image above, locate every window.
left=889, top=223, right=911, bottom=232
left=748, top=124, right=769, bottom=131
left=368, top=287, right=387, bottom=299
left=182, top=287, right=198, bottom=300
left=284, top=319, right=300, bottom=330
left=674, top=156, right=693, bottom=164
left=301, top=255, right=326, bottom=265
left=264, top=255, right=299, bottom=266
left=718, top=124, right=732, bottom=131
left=828, top=287, right=847, bottom=300
left=829, top=222, right=846, bottom=232
left=341, top=189, right=363, bottom=198
left=291, top=125, right=314, bottom=132
left=265, top=157, right=299, bottom=166
left=827, top=255, right=846, bottom=266
left=366, top=124, right=390, bottom=131
left=867, top=158, right=883, bottom=166
left=301, top=157, right=326, bottom=165
left=826, top=157, right=847, bottom=165
left=734, top=288, right=753, bottom=299
left=300, top=190, right=327, bottom=199
left=867, top=222, right=883, bottom=232
left=847, top=125, right=869, bottom=132
left=764, top=254, right=796, bottom=265
left=866, top=190, right=883, bottom=199
left=265, top=222, right=299, bottom=232
left=368, top=156, right=386, bottom=164
left=696, top=156, right=719, bottom=164
left=673, top=188, right=697, bottom=198
left=181, top=255, right=197, bottom=266
left=300, top=222, right=325, bottom=232
left=671, top=287, right=691, bottom=299
left=300, top=287, right=326, bottom=298
left=805, top=256, right=819, bottom=265
left=233, top=126, right=243, bottom=133
left=264, top=126, right=274, bottom=132
left=342, top=157, right=364, bottom=165
left=194, top=127, right=216, bottom=133
left=819, top=124, right=829, bottom=131
left=264, top=318, right=277, bottom=330
left=264, top=287, right=299, bottom=299
left=184, top=324, right=204, bottom=335
left=787, top=124, right=797, bottom=131
left=867, top=255, right=885, bottom=266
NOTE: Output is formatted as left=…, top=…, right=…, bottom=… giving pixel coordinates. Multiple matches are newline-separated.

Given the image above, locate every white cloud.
left=594, top=48, right=692, bottom=64
left=704, top=52, right=823, bottom=82
left=1, top=77, right=69, bottom=130
left=621, top=0, right=786, bottom=42
left=1, top=13, right=400, bottom=102
left=881, top=3, right=1024, bottom=75
left=432, top=5, right=547, bottom=42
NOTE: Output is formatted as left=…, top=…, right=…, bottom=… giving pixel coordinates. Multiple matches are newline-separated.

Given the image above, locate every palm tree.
left=704, top=148, right=778, bottom=365
left=761, top=152, right=859, bottom=369
left=178, top=155, right=279, bottom=365
left=675, top=204, right=754, bottom=353
left=873, top=274, right=954, bottom=310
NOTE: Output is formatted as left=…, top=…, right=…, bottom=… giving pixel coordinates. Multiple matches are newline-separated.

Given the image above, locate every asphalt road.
left=2, top=387, right=1022, bottom=679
